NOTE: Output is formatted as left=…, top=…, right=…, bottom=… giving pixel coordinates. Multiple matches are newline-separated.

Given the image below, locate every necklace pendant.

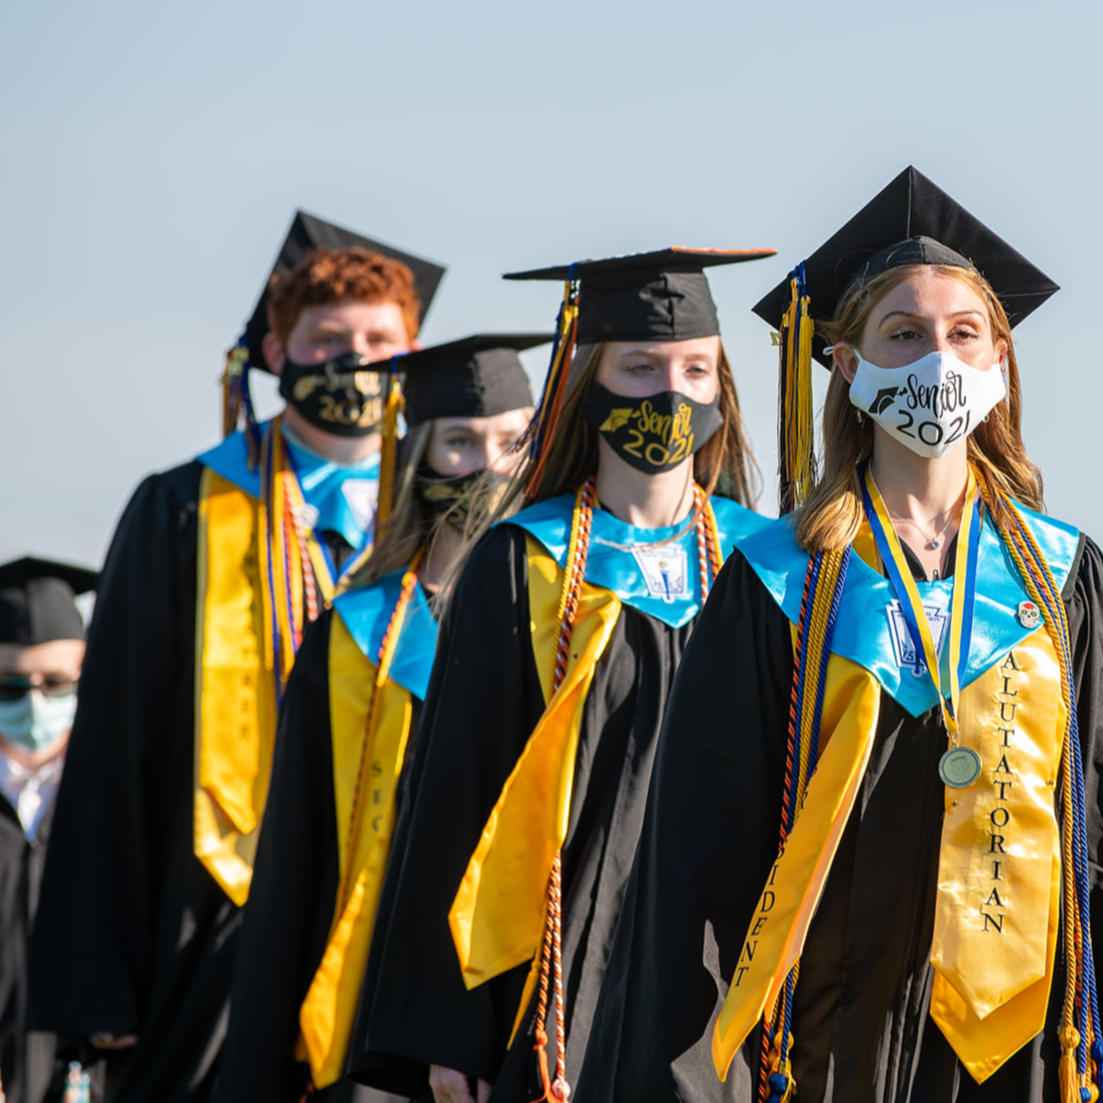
left=939, top=746, right=982, bottom=789
left=930, top=539, right=940, bottom=550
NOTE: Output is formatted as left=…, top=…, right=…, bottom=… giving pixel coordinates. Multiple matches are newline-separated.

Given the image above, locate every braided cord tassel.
left=758, top=546, right=852, bottom=1103
left=981, top=485, right=1100, bottom=1100
left=533, top=476, right=596, bottom=1103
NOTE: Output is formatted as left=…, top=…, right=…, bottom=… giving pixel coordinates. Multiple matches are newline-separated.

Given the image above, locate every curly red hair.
left=267, top=247, right=422, bottom=344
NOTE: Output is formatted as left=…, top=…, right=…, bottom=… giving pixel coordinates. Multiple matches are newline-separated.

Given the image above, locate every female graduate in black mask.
left=346, top=246, right=775, bottom=1103
left=211, top=335, right=540, bottom=1103
left=573, top=168, right=1103, bottom=1103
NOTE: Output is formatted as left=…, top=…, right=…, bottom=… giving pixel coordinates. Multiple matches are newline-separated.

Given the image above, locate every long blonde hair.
left=442, top=339, right=760, bottom=598
left=347, top=421, right=434, bottom=587
left=794, top=264, right=1044, bottom=552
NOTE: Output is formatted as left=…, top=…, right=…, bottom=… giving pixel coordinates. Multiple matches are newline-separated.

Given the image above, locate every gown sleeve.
left=574, top=548, right=795, bottom=1103
left=348, top=526, right=544, bottom=1095
left=1063, top=534, right=1103, bottom=1003
left=27, top=465, right=201, bottom=1038
left=212, top=612, right=338, bottom=1103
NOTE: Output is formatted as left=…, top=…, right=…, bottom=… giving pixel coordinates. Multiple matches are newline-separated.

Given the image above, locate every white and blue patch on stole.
left=505, top=494, right=770, bottom=629
left=331, top=572, right=438, bottom=701
left=737, top=504, right=1082, bottom=718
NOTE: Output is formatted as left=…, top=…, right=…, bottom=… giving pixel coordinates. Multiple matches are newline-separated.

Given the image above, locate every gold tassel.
left=1059, top=1026, right=1080, bottom=1103
left=373, top=375, right=404, bottom=545
left=221, top=346, right=249, bottom=438
left=776, top=269, right=816, bottom=515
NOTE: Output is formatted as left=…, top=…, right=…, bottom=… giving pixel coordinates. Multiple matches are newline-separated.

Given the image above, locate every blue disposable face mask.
left=0, top=689, right=77, bottom=751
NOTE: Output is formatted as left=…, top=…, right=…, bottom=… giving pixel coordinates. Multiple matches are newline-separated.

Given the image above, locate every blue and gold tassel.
left=221, top=336, right=263, bottom=468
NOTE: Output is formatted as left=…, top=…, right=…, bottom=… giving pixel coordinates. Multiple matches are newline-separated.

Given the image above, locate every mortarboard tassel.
left=373, top=372, right=404, bottom=546
left=221, top=337, right=264, bottom=469
left=776, top=263, right=816, bottom=516
left=522, top=270, right=580, bottom=497
left=221, top=344, right=248, bottom=439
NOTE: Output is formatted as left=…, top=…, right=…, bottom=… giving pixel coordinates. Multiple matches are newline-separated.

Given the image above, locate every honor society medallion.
left=939, top=746, right=983, bottom=789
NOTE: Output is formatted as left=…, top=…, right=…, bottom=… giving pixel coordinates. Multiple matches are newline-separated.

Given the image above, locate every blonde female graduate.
left=210, top=335, right=542, bottom=1103
left=346, top=247, right=776, bottom=1103
left=574, top=168, right=1103, bottom=1103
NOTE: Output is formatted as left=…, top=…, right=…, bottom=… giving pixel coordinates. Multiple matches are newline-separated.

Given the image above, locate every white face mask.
left=847, top=349, right=1007, bottom=458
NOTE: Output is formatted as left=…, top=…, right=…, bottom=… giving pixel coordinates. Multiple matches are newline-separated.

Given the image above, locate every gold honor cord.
left=863, top=466, right=983, bottom=787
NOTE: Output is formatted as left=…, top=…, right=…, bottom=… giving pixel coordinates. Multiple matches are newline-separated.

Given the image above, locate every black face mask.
left=582, top=382, right=724, bottom=475
left=415, top=464, right=485, bottom=531
left=415, top=463, right=509, bottom=533
left=278, top=352, right=386, bottom=438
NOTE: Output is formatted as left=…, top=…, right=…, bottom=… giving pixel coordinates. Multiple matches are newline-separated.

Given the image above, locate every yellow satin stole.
left=714, top=597, right=1066, bottom=1085
left=193, top=469, right=278, bottom=906
left=294, top=615, right=414, bottom=1088
left=448, top=535, right=621, bottom=1014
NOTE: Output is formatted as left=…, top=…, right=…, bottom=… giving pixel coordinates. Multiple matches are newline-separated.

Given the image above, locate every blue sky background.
left=2, top=0, right=1100, bottom=565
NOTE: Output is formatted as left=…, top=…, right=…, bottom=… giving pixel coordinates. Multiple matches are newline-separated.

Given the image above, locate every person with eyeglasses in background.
left=0, top=558, right=100, bottom=1103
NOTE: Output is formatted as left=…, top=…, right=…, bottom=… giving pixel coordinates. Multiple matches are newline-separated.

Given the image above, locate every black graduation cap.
left=396, top=334, right=548, bottom=427
left=752, top=166, right=1060, bottom=366
left=0, top=557, right=98, bottom=646
left=506, top=247, right=776, bottom=344
left=242, top=211, right=447, bottom=372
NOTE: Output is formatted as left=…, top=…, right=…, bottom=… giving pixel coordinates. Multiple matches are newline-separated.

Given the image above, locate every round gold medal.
left=939, top=746, right=982, bottom=789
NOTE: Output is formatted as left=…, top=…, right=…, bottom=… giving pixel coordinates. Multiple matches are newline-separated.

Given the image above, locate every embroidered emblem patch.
left=1016, top=600, right=1041, bottom=629
left=887, top=599, right=948, bottom=676
left=632, top=544, right=689, bottom=604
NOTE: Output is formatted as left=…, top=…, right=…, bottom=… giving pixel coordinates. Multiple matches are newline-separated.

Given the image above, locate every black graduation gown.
left=25, top=461, right=242, bottom=1103
left=27, top=459, right=359, bottom=1103
left=573, top=536, right=1103, bottom=1103
left=212, top=611, right=407, bottom=1103
left=1, top=789, right=59, bottom=1103
left=347, top=524, right=695, bottom=1102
